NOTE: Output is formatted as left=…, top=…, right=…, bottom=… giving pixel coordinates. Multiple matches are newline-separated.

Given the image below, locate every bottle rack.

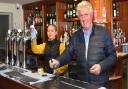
left=23, top=2, right=43, bottom=44
left=112, top=1, right=126, bottom=48
left=63, top=2, right=78, bottom=20
left=46, top=6, right=56, bottom=27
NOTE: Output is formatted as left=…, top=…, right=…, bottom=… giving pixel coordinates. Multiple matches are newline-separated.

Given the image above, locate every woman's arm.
left=59, top=43, right=65, bottom=54
left=31, top=38, right=46, bottom=54
left=55, top=43, right=68, bottom=74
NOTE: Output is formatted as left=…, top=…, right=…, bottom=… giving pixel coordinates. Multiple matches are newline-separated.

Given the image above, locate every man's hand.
left=49, top=59, right=60, bottom=69
left=30, top=25, right=37, bottom=40
left=89, top=64, right=101, bottom=75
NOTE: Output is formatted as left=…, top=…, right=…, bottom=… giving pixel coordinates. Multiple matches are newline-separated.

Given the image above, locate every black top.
left=43, top=39, right=60, bottom=73
left=58, top=24, right=117, bottom=87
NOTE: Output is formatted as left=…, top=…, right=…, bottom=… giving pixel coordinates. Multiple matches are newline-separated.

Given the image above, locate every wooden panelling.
left=119, top=1, right=128, bottom=42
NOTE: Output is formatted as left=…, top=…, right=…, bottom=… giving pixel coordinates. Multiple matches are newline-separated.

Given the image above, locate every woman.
left=31, top=24, right=68, bottom=74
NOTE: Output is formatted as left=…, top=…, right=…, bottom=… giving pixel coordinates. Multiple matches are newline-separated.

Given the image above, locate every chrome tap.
left=22, top=28, right=30, bottom=68
left=16, top=29, right=22, bottom=67
left=5, top=29, right=11, bottom=64
left=10, top=29, right=16, bottom=66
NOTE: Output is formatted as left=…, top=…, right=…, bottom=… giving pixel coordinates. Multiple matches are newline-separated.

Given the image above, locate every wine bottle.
left=67, top=4, right=70, bottom=19
left=69, top=4, right=73, bottom=18
left=72, top=3, right=76, bottom=18
left=102, top=7, right=106, bottom=23
left=64, top=10, right=67, bottom=19
left=113, top=3, right=117, bottom=17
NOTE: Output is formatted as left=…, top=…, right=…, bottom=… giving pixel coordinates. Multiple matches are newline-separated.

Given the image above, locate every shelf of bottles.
left=46, top=11, right=56, bottom=26
left=27, top=8, right=43, bottom=26
left=26, top=7, right=43, bottom=44
left=60, top=21, right=80, bottom=46
left=61, top=1, right=82, bottom=46
left=112, top=2, right=120, bottom=20
left=63, top=0, right=108, bottom=24
left=112, top=2, right=126, bottom=48
left=113, top=21, right=126, bottom=47
left=63, top=2, right=78, bottom=21
left=46, top=6, right=56, bottom=27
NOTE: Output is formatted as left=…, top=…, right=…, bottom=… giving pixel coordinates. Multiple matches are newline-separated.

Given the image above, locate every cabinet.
left=112, top=0, right=128, bottom=52
left=90, top=0, right=112, bottom=34
left=60, top=0, right=112, bottom=46
left=22, top=0, right=128, bottom=43
left=23, top=1, right=68, bottom=42
left=23, top=1, right=43, bottom=43
left=22, top=0, right=112, bottom=42
left=23, top=0, right=111, bottom=42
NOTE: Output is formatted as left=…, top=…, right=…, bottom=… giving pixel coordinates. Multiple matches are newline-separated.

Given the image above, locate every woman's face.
left=47, top=25, right=57, bottom=40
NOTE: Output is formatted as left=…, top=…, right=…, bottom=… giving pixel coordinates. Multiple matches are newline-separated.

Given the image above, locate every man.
left=49, top=1, right=117, bottom=88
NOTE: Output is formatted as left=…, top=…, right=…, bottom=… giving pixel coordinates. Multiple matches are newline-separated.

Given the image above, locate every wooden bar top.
left=117, top=52, right=128, bottom=60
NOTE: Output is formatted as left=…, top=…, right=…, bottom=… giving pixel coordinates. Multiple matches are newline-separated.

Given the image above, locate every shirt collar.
left=83, top=24, right=93, bottom=36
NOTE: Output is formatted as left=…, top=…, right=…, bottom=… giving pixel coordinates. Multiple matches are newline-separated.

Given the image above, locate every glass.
left=38, top=67, right=45, bottom=75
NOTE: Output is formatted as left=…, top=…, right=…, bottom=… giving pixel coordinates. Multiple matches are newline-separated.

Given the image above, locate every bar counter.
left=109, top=52, right=128, bottom=89
left=0, top=63, right=99, bottom=89
left=0, top=52, right=128, bottom=89
left=0, top=74, right=99, bottom=89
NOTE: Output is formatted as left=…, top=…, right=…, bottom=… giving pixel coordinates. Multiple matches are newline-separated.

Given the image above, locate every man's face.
left=79, top=6, right=93, bottom=30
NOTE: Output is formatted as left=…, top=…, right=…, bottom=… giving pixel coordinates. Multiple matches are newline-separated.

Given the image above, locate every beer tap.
left=16, top=29, right=22, bottom=67
left=22, top=37, right=27, bottom=68
left=11, top=29, right=16, bottom=66
left=5, top=29, right=11, bottom=64
left=22, top=24, right=30, bottom=68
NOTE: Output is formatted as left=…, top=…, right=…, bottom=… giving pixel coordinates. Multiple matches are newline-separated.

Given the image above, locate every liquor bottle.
left=27, top=13, right=32, bottom=25
left=37, top=11, right=41, bottom=24
left=67, top=4, right=70, bottom=19
left=69, top=4, right=73, bottom=18
left=39, top=14, right=43, bottom=24
left=34, top=12, right=39, bottom=24
left=50, top=13, right=53, bottom=24
left=116, top=2, right=120, bottom=16
left=102, top=7, right=106, bottom=23
left=53, top=12, right=56, bottom=25
left=33, top=11, right=36, bottom=24
left=46, top=13, right=49, bottom=26
left=64, top=10, right=67, bottom=19
left=72, top=3, right=76, bottom=18
left=113, top=21, right=117, bottom=33
left=113, top=3, right=117, bottom=17
left=63, top=31, right=69, bottom=46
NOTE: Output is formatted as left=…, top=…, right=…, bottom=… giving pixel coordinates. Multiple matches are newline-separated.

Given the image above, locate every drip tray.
left=5, top=71, right=39, bottom=84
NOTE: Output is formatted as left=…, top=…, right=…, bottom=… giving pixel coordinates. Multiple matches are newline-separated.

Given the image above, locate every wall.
left=0, top=3, right=24, bottom=30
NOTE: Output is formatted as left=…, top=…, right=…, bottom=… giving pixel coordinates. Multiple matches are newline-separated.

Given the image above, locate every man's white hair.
left=76, top=1, right=94, bottom=16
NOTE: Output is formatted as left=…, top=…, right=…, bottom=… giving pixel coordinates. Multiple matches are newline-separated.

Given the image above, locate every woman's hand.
left=30, top=25, right=37, bottom=40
